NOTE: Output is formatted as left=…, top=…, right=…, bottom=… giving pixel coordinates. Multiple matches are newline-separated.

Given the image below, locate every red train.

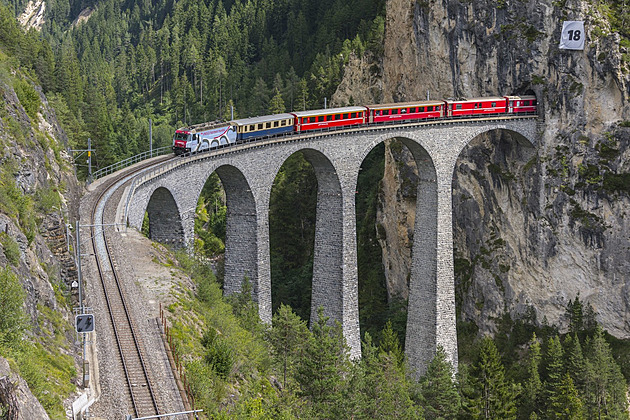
left=173, top=95, right=536, bottom=154
left=290, top=95, right=536, bottom=133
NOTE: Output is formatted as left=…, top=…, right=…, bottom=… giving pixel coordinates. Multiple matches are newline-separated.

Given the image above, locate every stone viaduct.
left=124, top=117, right=538, bottom=376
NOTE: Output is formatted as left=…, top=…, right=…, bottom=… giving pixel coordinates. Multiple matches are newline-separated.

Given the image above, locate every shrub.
left=0, top=232, right=20, bottom=265
left=14, top=79, right=40, bottom=121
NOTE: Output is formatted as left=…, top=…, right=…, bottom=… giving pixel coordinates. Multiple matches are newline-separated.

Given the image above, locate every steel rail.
left=89, top=156, right=174, bottom=417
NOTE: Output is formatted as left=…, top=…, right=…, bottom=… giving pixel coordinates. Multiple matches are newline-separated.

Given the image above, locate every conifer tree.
left=566, top=294, right=584, bottom=335
left=521, top=333, right=542, bottom=419
left=266, top=304, right=308, bottom=390
left=543, top=335, right=565, bottom=416
left=269, top=88, right=286, bottom=114
left=419, top=346, right=459, bottom=420
left=564, top=333, right=586, bottom=396
left=349, top=333, right=421, bottom=419
left=583, top=327, right=629, bottom=419
left=463, top=336, right=517, bottom=419
left=551, top=374, right=585, bottom=420
left=379, top=320, right=403, bottom=367
left=295, top=307, right=349, bottom=414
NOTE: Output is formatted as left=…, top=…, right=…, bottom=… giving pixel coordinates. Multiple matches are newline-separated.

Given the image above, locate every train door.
left=508, top=100, right=514, bottom=113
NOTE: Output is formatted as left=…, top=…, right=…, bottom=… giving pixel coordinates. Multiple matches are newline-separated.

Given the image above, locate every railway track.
left=88, top=155, right=174, bottom=418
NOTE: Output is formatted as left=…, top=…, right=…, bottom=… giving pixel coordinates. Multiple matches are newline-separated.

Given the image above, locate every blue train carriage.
left=231, top=113, right=295, bottom=141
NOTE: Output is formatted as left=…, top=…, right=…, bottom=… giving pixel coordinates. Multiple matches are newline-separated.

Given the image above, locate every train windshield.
left=174, top=132, right=189, bottom=141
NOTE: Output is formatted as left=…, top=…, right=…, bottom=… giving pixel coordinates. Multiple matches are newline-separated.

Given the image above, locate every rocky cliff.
left=334, top=0, right=630, bottom=337
left=0, top=67, right=82, bottom=416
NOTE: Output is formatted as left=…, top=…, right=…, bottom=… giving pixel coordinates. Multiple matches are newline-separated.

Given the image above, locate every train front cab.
left=172, top=130, right=191, bottom=155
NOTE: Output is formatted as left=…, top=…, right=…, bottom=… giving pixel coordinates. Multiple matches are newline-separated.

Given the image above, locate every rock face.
left=0, top=73, right=81, bottom=414
left=0, top=357, right=50, bottom=420
left=334, top=0, right=630, bottom=337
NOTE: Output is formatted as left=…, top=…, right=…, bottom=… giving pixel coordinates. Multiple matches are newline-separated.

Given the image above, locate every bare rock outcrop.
left=335, top=0, right=630, bottom=336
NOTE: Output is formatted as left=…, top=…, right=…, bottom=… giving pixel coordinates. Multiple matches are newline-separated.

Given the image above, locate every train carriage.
left=232, top=113, right=295, bottom=141
left=366, top=100, right=445, bottom=123
left=291, top=106, right=367, bottom=133
left=445, top=97, right=507, bottom=118
left=172, top=121, right=236, bottom=155
left=505, top=95, right=537, bottom=114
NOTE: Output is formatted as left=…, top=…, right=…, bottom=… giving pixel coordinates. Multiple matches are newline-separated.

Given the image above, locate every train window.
left=456, top=104, right=462, bottom=110
left=249, top=125, right=255, bottom=131
left=383, top=110, right=389, bottom=115
left=318, top=116, right=324, bottom=122
left=326, top=115, right=332, bottom=121
left=265, top=122, right=271, bottom=129
left=428, top=106, right=433, bottom=111
left=359, top=112, right=363, bottom=117
left=258, top=123, right=263, bottom=130
left=351, top=112, right=357, bottom=118
left=391, top=109, right=398, bottom=115
left=334, top=114, right=340, bottom=120
left=274, top=121, right=279, bottom=127
left=419, top=107, right=424, bottom=112
left=491, top=102, right=496, bottom=107
left=401, top=108, right=407, bottom=114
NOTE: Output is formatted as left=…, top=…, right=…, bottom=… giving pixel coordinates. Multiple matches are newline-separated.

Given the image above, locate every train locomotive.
left=172, top=95, right=536, bottom=155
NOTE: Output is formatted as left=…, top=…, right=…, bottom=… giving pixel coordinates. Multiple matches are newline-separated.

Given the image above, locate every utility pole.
left=71, top=140, right=93, bottom=184
left=149, top=118, right=153, bottom=158
left=87, top=138, right=92, bottom=184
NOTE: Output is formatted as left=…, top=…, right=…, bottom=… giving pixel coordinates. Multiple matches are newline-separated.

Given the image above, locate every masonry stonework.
left=125, top=119, right=538, bottom=376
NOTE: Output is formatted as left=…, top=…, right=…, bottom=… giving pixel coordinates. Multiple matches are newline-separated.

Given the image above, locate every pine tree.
left=269, top=88, right=286, bottom=114
left=464, top=336, right=517, bottom=419
left=349, top=333, right=421, bottom=419
left=552, top=374, right=585, bottom=420
left=379, top=320, right=403, bottom=367
left=521, top=333, right=542, bottom=419
left=266, top=304, right=309, bottom=390
left=420, top=346, right=460, bottom=419
left=583, top=327, right=629, bottom=419
left=564, top=334, right=586, bottom=396
left=566, top=294, right=584, bottom=335
left=295, top=307, right=349, bottom=411
left=543, top=335, right=565, bottom=418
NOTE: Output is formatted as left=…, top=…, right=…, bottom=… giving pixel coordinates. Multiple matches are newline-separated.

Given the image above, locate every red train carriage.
left=366, top=100, right=445, bottom=123
left=505, top=95, right=537, bottom=114
left=445, top=96, right=507, bottom=117
left=291, top=106, right=367, bottom=133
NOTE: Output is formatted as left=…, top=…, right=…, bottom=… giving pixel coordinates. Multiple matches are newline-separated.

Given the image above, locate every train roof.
left=231, top=113, right=295, bottom=126
left=291, top=106, right=366, bottom=117
left=365, top=100, right=444, bottom=109
left=178, top=120, right=229, bottom=133
left=445, top=96, right=505, bottom=103
left=504, top=95, right=536, bottom=100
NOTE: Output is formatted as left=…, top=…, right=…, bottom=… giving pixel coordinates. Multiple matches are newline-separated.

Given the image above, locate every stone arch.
left=450, top=126, right=539, bottom=357
left=267, top=147, right=345, bottom=327
left=145, top=187, right=185, bottom=246
left=209, top=165, right=258, bottom=301
left=358, top=134, right=443, bottom=376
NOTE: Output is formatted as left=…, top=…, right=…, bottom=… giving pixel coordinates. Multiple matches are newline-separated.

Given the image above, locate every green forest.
left=1, top=0, right=630, bottom=417
left=167, top=254, right=629, bottom=419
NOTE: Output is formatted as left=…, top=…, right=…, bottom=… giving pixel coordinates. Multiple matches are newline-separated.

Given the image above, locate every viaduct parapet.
left=125, top=118, right=538, bottom=376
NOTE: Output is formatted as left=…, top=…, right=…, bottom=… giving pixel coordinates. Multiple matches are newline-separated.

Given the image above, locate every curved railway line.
left=88, top=155, right=174, bottom=418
